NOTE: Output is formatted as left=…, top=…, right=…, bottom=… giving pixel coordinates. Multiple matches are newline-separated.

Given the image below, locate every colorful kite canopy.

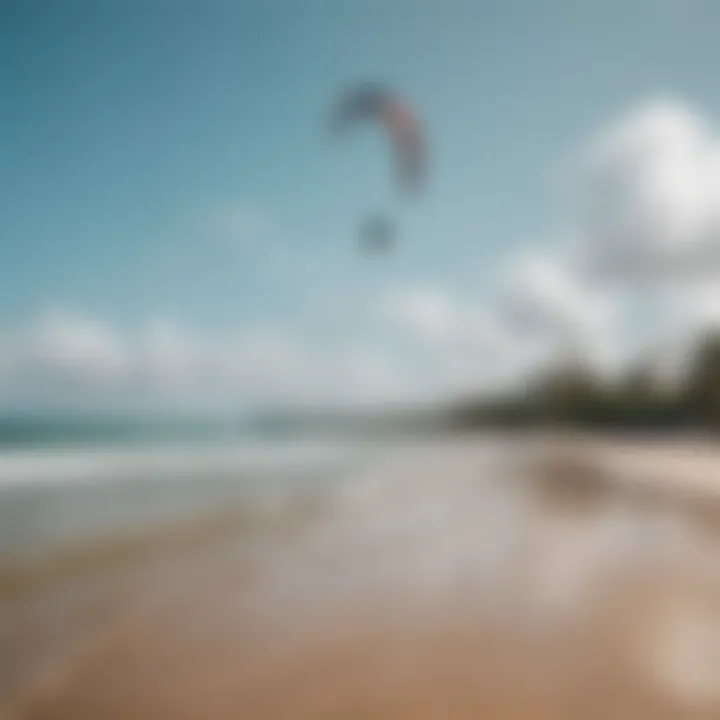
left=330, top=82, right=426, bottom=197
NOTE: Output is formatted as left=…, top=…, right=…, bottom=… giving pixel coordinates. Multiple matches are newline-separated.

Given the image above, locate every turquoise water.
left=0, top=411, right=442, bottom=449
left=0, top=416, right=256, bottom=449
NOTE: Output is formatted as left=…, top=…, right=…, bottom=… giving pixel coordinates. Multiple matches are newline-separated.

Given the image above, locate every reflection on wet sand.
left=4, top=436, right=720, bottom=719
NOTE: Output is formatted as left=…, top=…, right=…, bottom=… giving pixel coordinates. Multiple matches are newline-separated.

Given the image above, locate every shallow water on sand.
left=0, top=439, right=375, bottom=563
left=4, top=436, right=720, bottom=719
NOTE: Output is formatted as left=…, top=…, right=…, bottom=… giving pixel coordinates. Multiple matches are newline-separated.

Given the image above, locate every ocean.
left=0, top=419, right=382, bottom=565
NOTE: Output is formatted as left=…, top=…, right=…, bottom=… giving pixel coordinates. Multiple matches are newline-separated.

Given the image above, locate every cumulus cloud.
left=574, top=99, right=720, bottom=283
left=497, top=250, right=617, bottom=343
left=383, top=285, right=543, bottom=394
left=385, top=286, right=512, bottom=350
left=676, top=284, right=720, bottom=332
left=384, top=287, right=459, bottom=344
left=493, top=248, right=632, bottom=379
left=0, top=308, right=432, bottom=413
left=536, top=96, right=720, bottom=384
left=26, top=310, right=128, bottom=379
left=480, top=97, right=720, bottom=382
left=11, top=100, right=720, bottom=412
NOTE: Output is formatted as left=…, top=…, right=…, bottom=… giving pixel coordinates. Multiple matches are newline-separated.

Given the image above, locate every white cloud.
left=0, top=311, right=130, bottom=410
left=573, top=99, right=720, bottom=282
left=497, top=250, right=617, bottom=343
left=378, top=98, right=720, bottom=394
left=12, top=100, right=720, bottom=413
left=385, top=286, right=511, bottom=351
left=383, top=285, right=540, bottom=395
left=0, top=308, right=436, bottom=413
left=486, top=98, right=720, bottom=382
left=646, top=282, right=720, bottom=379
left=674, top=284, right=720, bottom=333
left=384, top=287, right=461, bottom=344
left=26, top=310, right=128, bottom=379
left=495, top=248, right=631, bottom=380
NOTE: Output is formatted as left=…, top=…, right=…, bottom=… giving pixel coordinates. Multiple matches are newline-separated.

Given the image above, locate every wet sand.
left=4, top=435, right=720, bottom=719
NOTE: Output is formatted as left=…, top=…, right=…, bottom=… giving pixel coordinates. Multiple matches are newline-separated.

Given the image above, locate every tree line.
left=449, top=332, right=720, bottom=433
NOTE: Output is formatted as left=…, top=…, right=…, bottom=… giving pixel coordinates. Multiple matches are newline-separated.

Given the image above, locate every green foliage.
left=450, top=330, right=720, bottom=432
left=683, top=334, right=720, bottom=430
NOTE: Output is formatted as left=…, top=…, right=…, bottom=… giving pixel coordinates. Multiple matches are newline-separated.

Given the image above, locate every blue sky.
left=3, top=1, right=720, bottom=410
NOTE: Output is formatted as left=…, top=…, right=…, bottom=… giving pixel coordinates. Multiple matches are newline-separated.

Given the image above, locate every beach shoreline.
left=4, top=433, right=720, bottom=719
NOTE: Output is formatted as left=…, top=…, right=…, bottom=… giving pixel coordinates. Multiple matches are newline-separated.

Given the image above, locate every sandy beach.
left=4, top=435, right=720, bottom=719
